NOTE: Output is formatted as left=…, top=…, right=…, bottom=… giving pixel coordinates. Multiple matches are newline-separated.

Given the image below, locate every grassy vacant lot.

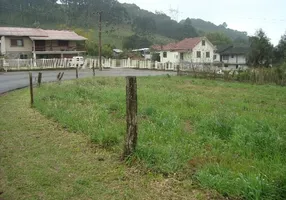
left=0, top=90, right=219, bottom=200
left=32, top=76, right=286, bottom=200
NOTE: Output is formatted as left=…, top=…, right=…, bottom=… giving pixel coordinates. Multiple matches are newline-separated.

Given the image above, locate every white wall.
left=191, top=39, right=215, bottom=63
left=159, top=51, right=179, bottom=63
left=5, top=36, right=33, bottom=52
left=213, top=53, right=220, bottom=62
left=222, top=55, right=247, bottom=64
left=1, top=36, right=6, bottom=54
left=159, top=39, right=216, bottom=63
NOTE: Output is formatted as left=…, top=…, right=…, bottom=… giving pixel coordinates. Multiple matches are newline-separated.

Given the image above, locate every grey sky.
left=118, top=0, right=286, bottom=45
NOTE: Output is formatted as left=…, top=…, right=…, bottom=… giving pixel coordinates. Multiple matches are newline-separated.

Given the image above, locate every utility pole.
left=98, top=11, right=102, bottom=71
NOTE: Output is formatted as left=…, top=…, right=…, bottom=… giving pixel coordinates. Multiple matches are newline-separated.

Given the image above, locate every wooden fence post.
left=38, top=72, right=42, bottom=86
left=76, top=67, right=79, bottom=79
left=59, top=72, right=64, bottom=81
left=57, top=72, right=64, bottom=81
left=122, top=76, right=138, bottom=160
left=29, top=72, right=34, bottom=106
left=57, top=72, right=61, bottom=80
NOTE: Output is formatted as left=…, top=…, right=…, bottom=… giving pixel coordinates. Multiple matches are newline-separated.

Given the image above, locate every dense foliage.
left=204, top=32, right=232, bottom=45
left=122, top=35, right=152, bottom=50
left=248, top=29, right=274, bottom=67
left=274, top=33, right=286, bottom=64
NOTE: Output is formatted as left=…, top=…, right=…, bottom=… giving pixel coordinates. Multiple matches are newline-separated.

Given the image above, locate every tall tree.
left=274, top=32, right=286, bottom=64
left=178, top=18, right=198, bottom=40
left=248, top=29, right=273, bottom=67
left=205, top=32, right=232, bottom=45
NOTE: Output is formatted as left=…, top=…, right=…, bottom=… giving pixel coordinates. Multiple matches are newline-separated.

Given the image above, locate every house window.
left=196, top=51, right=201, bottom=58
left=11, top=39, right=24, bottom=47
left=163, top=52, right=167, bottom=58
left=206, top=52, right=210, bottom=58
left=202, top=40, right=205, bottom=46
left=20, top=54, right=28, bottom=59
left=58, top=40, right=69, bottom=46
left=180, top=53, right=184, bottom=60
left=222, top=55, right=229, bottom=60
left=213, top=55, right=217, bottom=60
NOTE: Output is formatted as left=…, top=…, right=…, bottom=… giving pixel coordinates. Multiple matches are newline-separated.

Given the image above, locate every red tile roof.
left=152, top=37, right=202, bottom=51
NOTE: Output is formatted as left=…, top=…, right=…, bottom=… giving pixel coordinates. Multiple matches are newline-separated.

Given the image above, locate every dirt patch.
left=183, top=120, right=194, bottom=133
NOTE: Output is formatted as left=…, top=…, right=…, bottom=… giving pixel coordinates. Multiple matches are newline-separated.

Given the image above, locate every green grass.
left=31, top=76, right=286, bottom=199
left=0, top=89, right=219, bottom=199
left=30, top=77, right=286, bottom=199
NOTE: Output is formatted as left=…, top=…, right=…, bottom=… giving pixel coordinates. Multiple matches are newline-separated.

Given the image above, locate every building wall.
left=213, top=53, right=220, bottom=62
left=158, top=38, right=216, bottom=63
left=1, top=36, right=6, bottom=55
left=2, top=36, right=80, bottom=59
left=5, top=36, right=33, bottom=52
left=159, top=51, right=179, bottom=63
left=5, top=52, right=33, bottom=59
left=222, top=54, right=247, bottom=65
left=191, top=39, right=214, bottom=63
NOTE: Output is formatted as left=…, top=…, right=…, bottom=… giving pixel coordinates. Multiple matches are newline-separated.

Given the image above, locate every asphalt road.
left=0, top=69, right=175, bottom=94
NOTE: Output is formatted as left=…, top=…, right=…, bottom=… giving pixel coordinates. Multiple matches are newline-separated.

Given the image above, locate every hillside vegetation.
left=0, top=0, right=248, bottom=48
left=33, top=76, right=286, bottom=200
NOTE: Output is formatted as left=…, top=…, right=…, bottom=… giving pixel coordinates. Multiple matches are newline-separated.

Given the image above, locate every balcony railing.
left=33, top=46, right=85, bottom=52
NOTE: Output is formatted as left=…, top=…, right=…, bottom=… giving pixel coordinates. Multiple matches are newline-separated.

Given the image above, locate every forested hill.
left=123, top=4, right=248, bottom=42
left=0, top=0, right=248, bottom=48
left=189, top=19, right=248, bottom=41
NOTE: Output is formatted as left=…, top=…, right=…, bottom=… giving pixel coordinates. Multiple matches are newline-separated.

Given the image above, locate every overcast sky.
left=118, top=0, right=286, bottom=45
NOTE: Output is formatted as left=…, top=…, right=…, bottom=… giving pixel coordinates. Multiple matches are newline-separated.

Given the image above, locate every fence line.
left=1, top=57, right=245, bottom=73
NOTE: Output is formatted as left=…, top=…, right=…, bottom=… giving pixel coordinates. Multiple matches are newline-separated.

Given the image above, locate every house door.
left=35, top=40, right=46, bottom=51
left=180, top=53, right=184, bottom=60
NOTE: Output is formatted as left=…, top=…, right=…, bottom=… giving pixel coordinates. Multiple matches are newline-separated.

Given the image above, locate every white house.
left=217, top=45, right=249, bottom=70
left=0, top=27, right=86, bottom=59
left=152, top=37, right=216, bottom=64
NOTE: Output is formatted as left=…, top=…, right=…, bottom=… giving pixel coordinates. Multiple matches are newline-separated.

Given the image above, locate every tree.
left=222, top=22, right=228, bottom=28
left=178, top=18, right=198, bottom=40
left=132, top=16, right=156, bottom=36
left=205, top=32, right=232, bottom=45
left=233, top=36, right=249, bottom=45
left=86, top=41, right=98, bottom=56
left=123, top=35, right=152, bottom=50
left=247, top=29, right=273, bottom=67
left=102, top=44, right=115, bottom=58
left=274, top=32, right=286, bottom=64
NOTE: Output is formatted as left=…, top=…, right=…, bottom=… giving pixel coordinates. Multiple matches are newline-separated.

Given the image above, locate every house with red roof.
left=0, top=27, right=86, bottom=59
left=152, top=37, right=216, bottom=64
